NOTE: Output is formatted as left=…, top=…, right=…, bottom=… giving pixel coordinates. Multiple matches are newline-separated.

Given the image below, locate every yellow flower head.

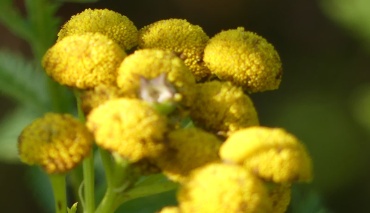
left=80, top=84, right=125, bottom=115
left=178, top=163, right=273, bottom=213
left=157, top=206, right=180, bottom=213
left=139, top=19, right=210, bottom=81
left=86, top=98, right=168, bottom=162
left=154, top=128, right=222, bottom=183
left=116, top=49, right=196, bottom=107
left=203, top=27, right=282, bottom=93
left=18, top=113, right=93, bottom=174
left=42, top=33, right=126, bottom=89
left=268, top=183, right=291, bottom=213
left=58, top=8, right=138, bottom=50
left=219, top=126, right=313, bottom=183
left=190, top=81, right=259, bottom=136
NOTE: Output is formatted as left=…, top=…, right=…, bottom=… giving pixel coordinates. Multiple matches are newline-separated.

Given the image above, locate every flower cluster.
left=18, top=8, right=312, bottom=213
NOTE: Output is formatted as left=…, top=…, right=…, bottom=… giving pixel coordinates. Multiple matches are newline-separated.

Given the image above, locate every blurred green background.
left=1, top=0, right=370, bottom=212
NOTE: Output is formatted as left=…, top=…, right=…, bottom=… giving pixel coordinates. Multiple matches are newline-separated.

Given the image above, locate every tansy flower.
left=219, top=126, right=313, bottom=183
left=116, top=49, right=196, bottom=107
left=80, top=84, right=125, bottom=115
left=178, top=163, right=273, bottom=213
left=154, top=127, right=222, bottom=183
left=42, top=33, right=126, bottom=89
left=138, top=19, right=210, bottom=81
left=190, top=81, right=259, bottom=136
left=86, top=98, right=168, bottom=162
left=58, top=8, right=138, bottom=50
left=268, top=183, right=291, bottom=213
left=203, top=27, right=282, bottom=93
left=18, top=113, right=93, bottom=174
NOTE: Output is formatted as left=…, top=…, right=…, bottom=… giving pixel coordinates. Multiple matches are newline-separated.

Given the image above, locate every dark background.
left=1, top=0, right=370, bottom=212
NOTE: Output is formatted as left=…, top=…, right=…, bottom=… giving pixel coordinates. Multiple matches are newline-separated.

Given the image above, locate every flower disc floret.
left=178, top=163, right=273, bottom=213
left=139, top=19, right=210, bottom=80
left=18, top=113, right=93, bottom=174
left=220, top=127, right=313, bottom=183
left=116, top=49, right=196, bottom=107
left=155, top=128, right=222, bottom=182
left=190, top=81, right=259, bottom=136
left=204, top=27, right=282, bottom=93
left=42, top=33, right=126, bottom=89
left=58, top=9, right=138, bottom=50
left=86, top=98, right=168, bottom=162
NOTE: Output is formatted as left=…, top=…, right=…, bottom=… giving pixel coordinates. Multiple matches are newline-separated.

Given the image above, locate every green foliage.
left=0, top=50, right=48, bottom=110
left=320, top=0, right=370, bottom=50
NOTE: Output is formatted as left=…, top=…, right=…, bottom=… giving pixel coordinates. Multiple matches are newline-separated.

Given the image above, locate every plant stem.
left=49, top=174, right=67, bottom=213
left=82, top=153, right=95, bottom=213
left=74, top=90, right=95, bottom=213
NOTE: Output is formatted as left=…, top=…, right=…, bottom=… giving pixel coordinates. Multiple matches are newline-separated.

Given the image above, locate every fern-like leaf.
left=0, top=49, right=49, bottom=111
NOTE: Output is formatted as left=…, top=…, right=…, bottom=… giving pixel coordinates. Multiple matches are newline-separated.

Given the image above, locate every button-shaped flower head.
left=58, top=9, right=138, bottom=51
left=18, top=113, right=93, bottom=174
left=204, top=27, right=282, bottom=93
left=42, top=33, right=126, bottom=89
left=154, top=128, right=222, bottom=182
left=80, top=84, right=125, bottom=115
left=190, top=81, right=259, bottom=136
left=86, top=98, right=168, bottom=162
left=178, top=163, right=273, bottom=213
left=139, top=19, right=210, bottom=81
left=220, top=126, right=313, bottom=183
left=268, top=184, right=291, bottom=213
left=116, top=49, right=196, bottom=107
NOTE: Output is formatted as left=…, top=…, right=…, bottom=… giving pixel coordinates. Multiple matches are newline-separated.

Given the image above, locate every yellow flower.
left=116, top=49, right=196, bottom=107
left=268, top=183, right=291, bottom=213
left=80, top=84, right=125, bottom=115
left=18, top=113, right=93, bottom=174
left=203, top=27, right=282, bottom=93
left=154, top=128, right=221, bottom=182
left=42, top=33, right=126, bottom=89
left=58, top=8, right=138, bottom=50
left=86, top=98, right=168, bottom=162
left=219, top=126, right=313, bottom=183
left=139, top=19, right=210, bottom=81
left=157, top=206, right=180, bottom=213
left=190, top=81, right=259, bottom=136
left=178, top=163, right=273, bottom=213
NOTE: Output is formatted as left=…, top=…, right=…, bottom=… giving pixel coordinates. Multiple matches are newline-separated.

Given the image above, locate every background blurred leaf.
left=0, top=0, right=33, bottom=42
left=320, top=0, right=370, bottom=50
left=0, top=50, right=49, bottom=111
left=25, top=0, right=61, bottom=61
left=350, top=84, right=370, bottom=134
left=0, top=106, right=42, bottom=163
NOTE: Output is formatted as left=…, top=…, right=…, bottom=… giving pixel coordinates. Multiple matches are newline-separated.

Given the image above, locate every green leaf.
left=25, top=0, right=62, bottom=61
left=0, top=106, right=42, bottom=163
left=0, top=0, right=33, bottom=42
left=121, top=174, right=179, bottom=203
left=67, top=203, right=78, bottom=213
left=0, top=50, right=49, bottom=111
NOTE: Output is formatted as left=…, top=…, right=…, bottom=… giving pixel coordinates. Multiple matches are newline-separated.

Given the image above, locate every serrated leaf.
left=0, top=0, right=33, bottom=42
left=0, top=106, right=42, bottom=163
left=0, top=50, right=50, bottom=111
left=25, top=0, right=62, bottom=60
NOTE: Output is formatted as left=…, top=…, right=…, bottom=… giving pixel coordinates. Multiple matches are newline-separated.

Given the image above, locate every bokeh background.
left=1, top=0, right=370, bottom=212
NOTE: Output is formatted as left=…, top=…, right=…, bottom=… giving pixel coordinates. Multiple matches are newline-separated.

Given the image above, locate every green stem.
left=49, top=174, right=67, bottom=213
left=82, top=153, right=95, bottom=213
left=74, top=90, right=95, bottom=213
left=95, top=156, right=131, bottom=213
